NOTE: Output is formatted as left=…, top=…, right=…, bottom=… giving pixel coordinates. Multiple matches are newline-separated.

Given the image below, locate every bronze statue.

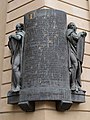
left=8, top=23, right=25, bottom=92
left=66, top=22, right=87, bottom=92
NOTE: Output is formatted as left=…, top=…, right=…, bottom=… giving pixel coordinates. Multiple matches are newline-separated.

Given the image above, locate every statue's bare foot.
left=76, top=84, right=81, bottom=91
left=12, top=85, right=20, bottom=92
left=71, top=83, right=76, bottom=91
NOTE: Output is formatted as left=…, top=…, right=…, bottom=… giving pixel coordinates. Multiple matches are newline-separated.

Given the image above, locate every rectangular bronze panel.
left=20, top=9, right=71, bottom=102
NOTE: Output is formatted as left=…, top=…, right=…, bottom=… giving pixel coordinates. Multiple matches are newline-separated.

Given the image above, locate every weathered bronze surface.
left=7, top=9, right=86, bottom=112
left=20, top=9, right=71, bottom=102
left=66, top=22, right=87, bottom=92
left=8, top=23, right=25, bottom=92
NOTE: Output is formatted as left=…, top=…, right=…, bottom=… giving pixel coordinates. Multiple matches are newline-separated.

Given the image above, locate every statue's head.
left=67, top=22, right=77, bottom=31
left=16, top=23, right=24, bottom=31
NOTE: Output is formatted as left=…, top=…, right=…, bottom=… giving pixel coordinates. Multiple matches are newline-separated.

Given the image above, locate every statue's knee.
left=74, top=63, right=78, bottom=69
left=13, top=65, right=18, bottom=72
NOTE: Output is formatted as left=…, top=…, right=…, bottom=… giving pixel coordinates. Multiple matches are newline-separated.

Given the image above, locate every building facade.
left=0, top=0, right=90, bottom=120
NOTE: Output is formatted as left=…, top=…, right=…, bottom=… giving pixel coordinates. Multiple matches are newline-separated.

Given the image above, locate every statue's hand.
left=80, top=31, right=87, bottom=37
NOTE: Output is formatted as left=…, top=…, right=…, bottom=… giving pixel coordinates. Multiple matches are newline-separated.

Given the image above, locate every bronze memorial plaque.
left=7, top=9, right=86, bottom=112
left=20, top=9, right=71, bottom=101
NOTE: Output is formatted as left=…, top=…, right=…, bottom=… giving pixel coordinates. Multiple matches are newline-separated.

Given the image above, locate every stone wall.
left=0, top=0, right=90, bottom=120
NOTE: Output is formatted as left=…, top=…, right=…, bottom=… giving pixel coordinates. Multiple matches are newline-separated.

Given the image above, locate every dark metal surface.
left=56, top=101, right=72, bottom=111
left=66, top=22, right=87, bottom=92
left=20, top=9, right=71, bottom=103
left=7, top=91, right=19, bottom=104
left=18, top=101, right=35, bottom=112
left=7, top=9, right=86, bottom=112
left=71, top=90, right=86, bottom=103
left=8, top=23, right=25, bottom=92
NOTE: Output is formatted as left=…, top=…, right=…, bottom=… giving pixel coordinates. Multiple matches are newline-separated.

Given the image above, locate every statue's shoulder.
left=66, top=29, right=73, bottom=35
left=16, top=31, right=25, bottom=37
left=66, top=29, right=74, bottom=38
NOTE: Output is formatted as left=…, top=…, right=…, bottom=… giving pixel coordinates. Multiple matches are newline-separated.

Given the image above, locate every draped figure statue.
left=8, top=23, right=25, bottom=92
left=66, top=22, right=87, bottom=91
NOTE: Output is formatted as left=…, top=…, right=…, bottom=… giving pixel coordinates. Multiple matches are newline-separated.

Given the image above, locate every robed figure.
left=66, top=22, right=87, bottom=91
left=8, top=23, right=25, bottom=92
